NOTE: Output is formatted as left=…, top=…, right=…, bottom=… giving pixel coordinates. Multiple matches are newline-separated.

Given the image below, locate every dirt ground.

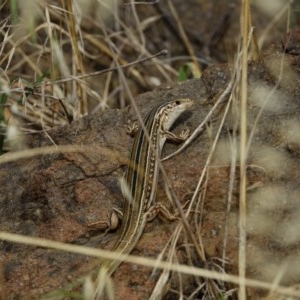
left=1, top=1, right=300, bottom=299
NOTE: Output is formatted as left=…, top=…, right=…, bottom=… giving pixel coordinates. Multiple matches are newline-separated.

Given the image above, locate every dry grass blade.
left=1, top=231, right=300, bottom=298
left=64, top=0, right=88, bottom=115
left=0, top=144, right=120, bottom=165
left=238, top=1, right=250, bottom=299
left=167, top=0, right=201, bottom=76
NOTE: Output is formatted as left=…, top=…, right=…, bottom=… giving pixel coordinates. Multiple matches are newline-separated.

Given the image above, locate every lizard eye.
left=175, top=100, right=181, bottom=105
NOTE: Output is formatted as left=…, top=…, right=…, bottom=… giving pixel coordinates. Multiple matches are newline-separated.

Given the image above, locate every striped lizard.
left=97, top=98, right=193, bottom=289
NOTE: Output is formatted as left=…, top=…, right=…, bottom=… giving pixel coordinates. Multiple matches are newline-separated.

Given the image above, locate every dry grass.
left=0, top=0, right=179, bottom=152
left=1, top=0, right=300, bottom=299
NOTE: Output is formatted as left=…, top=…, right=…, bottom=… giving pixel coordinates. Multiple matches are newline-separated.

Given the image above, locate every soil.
left=1, top=1, right=300, bottom=300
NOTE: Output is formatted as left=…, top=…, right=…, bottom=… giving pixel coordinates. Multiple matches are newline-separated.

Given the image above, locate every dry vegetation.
left=1, top=0, right=300, bottom=299
left=0, top=0, right=187, bottom=152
